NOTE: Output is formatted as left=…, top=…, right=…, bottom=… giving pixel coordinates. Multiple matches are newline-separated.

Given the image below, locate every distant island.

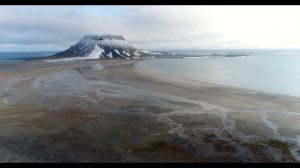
left=28, top=34, right=249, bottom=62
left=51, top=34, right=144, bottom=59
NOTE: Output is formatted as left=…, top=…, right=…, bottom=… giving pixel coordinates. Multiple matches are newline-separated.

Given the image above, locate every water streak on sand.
left=1, top=60, right=300, bottom=162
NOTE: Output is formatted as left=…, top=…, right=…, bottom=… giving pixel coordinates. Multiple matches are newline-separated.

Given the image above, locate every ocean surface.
left=0, top=51, right=57, bottom=63
left=2, top=50, right=300, bottom=98
left=140, top=49, right=300, bottom=98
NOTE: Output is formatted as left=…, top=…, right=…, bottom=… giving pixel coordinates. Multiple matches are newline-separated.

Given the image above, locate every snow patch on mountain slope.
left=107, top=52, right=113, bottom=58
left=143, top=50, right=162, bottom=55
left=78, top=37, right=133, bottom=51
left=114, top=49, right=126, bottom=58
left=86, top=45, right=104, bottom=59
left=114, top=49, right=121, bottom=55
left=51, top=34, right=143, bottom=60
left=100, top=39, right=132, bottom=50
left=134, top=51, right=140, bottom=56
left=46, top=45, right=105, bottom=62
left=122, top=50, right=131, bottom=57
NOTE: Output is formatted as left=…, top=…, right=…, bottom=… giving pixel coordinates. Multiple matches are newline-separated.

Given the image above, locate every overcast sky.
left=1, top=5, right=300, bottom=51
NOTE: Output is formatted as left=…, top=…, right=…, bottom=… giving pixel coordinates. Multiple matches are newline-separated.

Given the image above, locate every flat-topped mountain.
left=51, top=34, right=143, bottom=59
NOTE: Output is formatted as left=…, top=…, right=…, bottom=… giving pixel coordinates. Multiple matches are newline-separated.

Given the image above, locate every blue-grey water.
left=2, top=50, right=300, bottom=98
left=140, top=49, right=300, bottom=98
left=0, top=51, right=57, bottom=62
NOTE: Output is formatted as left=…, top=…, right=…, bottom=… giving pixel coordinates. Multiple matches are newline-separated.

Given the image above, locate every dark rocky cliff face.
left=52, top=34, right=143, bottom=59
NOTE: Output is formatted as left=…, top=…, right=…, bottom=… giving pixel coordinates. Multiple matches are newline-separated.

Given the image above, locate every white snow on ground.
left=114, top=49, right=121, bottom=55
left=142, top=50, right=162, bottom=55
left=99, top=39, right=132, bottom=50
left=122, top=50, right=131, bottom=57
left=45, top=45, right=105, bottom=62
left=107, top=52, right=113, bottom=58
left=86, top=44, right=104, bottom=59
left=77, top=35, right=134, bottom=51
left=133, top=51, right=140, bottom=56
left=114, top=49, right=125, bottom=58
left=48, top=34, right=141, bottom=62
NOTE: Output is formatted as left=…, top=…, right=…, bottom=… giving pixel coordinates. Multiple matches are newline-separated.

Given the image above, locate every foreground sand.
left=0, top=59, right=300, bottom=162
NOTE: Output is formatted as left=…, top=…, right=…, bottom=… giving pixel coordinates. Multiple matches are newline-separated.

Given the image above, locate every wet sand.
left=1, top=59, right=300, bottom=162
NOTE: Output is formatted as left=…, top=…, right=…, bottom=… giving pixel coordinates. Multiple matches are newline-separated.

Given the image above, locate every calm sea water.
left=2, top=50, right=300, bottom=98
left=0, top=51, right=57, bottom=63
left=140, top=49, right=300, bottom=98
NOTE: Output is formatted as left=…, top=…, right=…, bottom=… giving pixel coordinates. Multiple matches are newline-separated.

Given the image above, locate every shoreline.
left=96, top=59, right=300, bottom=112
left=137, top=58, right=300, bottom=100
left=1, top=59, right=300, bottom=162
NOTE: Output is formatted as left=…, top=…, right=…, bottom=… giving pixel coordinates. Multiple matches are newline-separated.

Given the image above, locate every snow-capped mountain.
left=51, top=34, right=143, bottom=59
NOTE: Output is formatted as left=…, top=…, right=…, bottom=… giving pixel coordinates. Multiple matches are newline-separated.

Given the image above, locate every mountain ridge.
left=51, top=34, right=143, bottom=60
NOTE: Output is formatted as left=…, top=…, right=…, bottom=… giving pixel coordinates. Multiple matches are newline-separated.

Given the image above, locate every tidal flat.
left=1, top=59, right=300, bottom=162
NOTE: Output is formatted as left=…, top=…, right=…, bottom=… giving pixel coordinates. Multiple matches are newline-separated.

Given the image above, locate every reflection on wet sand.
left=0, top=59, right=300, bottom=162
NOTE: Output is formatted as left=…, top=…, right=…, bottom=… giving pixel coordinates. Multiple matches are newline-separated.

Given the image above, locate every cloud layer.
left=1, top=6, right=300, bottom=51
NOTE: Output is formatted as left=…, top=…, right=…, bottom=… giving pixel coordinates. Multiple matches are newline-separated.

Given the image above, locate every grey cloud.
left=0, top=6, right=249, bottom=51
left=0, top=6, right=220, bottom=48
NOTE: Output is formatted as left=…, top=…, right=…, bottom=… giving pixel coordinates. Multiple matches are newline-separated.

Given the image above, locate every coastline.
left=138, top=58, right=300, bottom=100
left=97, top=59, right=300, bottom=112
left=1, top=59, right=300, bottom=162
left=137, top=60, right=300, bottom=101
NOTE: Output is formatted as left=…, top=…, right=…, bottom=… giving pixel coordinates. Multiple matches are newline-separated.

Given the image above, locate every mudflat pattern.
left=0, top=59, right=300, bottom=162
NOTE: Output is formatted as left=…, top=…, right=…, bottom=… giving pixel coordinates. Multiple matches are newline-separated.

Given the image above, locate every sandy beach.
left=1, top=59, right=300, bottom=162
